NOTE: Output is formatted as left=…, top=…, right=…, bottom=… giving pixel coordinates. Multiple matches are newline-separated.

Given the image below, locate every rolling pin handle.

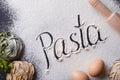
left=88, top=0, right=112, bottom=18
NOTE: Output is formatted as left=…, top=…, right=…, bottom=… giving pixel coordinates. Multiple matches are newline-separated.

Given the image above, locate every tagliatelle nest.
left=6, top=61, right=35, bottom=80
left=108, top=60, right=120, bottom=80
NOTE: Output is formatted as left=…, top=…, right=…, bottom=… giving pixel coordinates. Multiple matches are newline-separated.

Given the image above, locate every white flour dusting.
left=6, top=0, right=120, bottom=80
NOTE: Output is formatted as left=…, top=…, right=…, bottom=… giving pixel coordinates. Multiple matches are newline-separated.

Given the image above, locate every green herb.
left=0, top=59, right=13, bottom=73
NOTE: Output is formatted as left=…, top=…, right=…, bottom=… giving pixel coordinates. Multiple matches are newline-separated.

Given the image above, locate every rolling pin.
left=88, top=0, right=120, bottom=33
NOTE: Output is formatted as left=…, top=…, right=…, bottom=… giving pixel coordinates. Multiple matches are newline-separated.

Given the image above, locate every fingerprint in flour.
left=0, top=0, right=16, bottom=32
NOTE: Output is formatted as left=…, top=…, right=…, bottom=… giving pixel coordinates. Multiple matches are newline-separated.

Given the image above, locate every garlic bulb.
left=0, top=31, right=24, bottom=60
left=108, top=60, right=120, bottom=80
left=6, top=61, right=35, bottom=80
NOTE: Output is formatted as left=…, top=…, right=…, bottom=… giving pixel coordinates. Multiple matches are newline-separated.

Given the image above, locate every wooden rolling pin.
left=88, top=0, right=120, bottom=33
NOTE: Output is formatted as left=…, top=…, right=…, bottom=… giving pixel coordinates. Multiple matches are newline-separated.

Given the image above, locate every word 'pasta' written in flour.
left=36, top=15, right=107, bottom=69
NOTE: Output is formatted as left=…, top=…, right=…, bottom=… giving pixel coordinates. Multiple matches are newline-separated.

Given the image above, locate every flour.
left=5, top=0, right=120, bottom=80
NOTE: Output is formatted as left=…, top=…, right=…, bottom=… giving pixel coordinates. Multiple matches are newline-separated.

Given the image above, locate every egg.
left=88, top=59, right=104, bottom=77
left=72, top=71, right=89, bottom=80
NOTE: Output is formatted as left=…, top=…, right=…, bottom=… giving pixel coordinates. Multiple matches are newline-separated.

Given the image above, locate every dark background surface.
left=115, top=0, right=120, bottom=7
left=0, top=0, right=16, bottom=32
left=0, top=1, right=15, bottom=79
